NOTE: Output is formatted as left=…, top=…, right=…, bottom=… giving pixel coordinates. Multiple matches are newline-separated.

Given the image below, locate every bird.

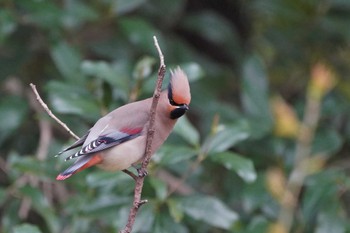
left=55, top=67, right=191, bottom=180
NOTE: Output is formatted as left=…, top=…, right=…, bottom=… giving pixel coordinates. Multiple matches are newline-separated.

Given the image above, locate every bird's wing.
left=56, top=130, right=90, bottom=156
left=64, top=127, right=143, bottom=161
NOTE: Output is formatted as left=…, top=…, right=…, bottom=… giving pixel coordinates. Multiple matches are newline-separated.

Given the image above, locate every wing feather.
left=64, top=128, right=142, bottom=161
left=56, top=131, right=90, bottom=156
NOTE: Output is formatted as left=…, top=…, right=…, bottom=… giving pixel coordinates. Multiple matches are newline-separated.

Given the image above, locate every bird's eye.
left=169, top=98, right=176, bottom=105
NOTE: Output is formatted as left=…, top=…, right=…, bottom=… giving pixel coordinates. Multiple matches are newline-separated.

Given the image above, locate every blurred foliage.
left=1, top=0, right=350, bottom=232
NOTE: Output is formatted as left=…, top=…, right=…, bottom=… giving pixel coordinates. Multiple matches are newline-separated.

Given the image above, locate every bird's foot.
left=137, top=167, right=148, bottom=177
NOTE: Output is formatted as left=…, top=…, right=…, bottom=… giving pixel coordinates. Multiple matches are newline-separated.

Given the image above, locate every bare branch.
left=122, top=169, right=138, bottom=181
left=29, top=83, right=80, bottom=140
left=120, top=36, right=166, bottom=233
left=153, top=35, right=165, bottom=68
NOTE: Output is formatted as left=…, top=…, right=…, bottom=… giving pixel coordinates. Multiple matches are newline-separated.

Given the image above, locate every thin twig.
left=29, top=83, right=80, bottom=140
left=122, top=169, right=138, bottom=181
left=157, top=169, right=194, bottom=196
left=120, top=36, right=166, bottom=233
left=276, top=63, right=334, bottom=232
left=27, top=89, right=53, bottom=160
left=277, top=97, right=320, bottom=232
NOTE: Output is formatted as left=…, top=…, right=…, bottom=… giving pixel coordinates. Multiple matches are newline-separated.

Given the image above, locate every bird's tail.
left=56, top=154, right=102, bottom=180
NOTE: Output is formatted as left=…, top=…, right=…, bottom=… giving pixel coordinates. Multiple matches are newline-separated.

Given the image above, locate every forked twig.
left=120, top=36, right=166, bottom=233
left=29, top=36, right=166, bottom=233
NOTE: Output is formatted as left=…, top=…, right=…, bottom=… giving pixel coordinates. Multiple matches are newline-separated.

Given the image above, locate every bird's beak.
left=180, top=104, right=189, bottom=111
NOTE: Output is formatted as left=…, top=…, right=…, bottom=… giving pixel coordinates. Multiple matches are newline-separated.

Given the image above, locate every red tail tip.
left=56, top=174, right=72, bottom=180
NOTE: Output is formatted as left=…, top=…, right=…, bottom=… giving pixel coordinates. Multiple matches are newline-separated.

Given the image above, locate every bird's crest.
left=168, top=67, right=191, bottom=106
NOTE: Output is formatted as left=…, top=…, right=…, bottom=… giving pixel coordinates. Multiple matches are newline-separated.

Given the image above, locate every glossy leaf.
left=167, top=198, right=184, bottom=223
left=241, top=55, right=273, bottom=137
left=178, top=195, right=238, bottom=229
left=315, top=211, right=346, bottom=233
left=81, top=196, right=131, bottom=217
left=312, top=128, right=342, bottom=155
left=112, top=0, right=147, bottom=15
left=173, top=116, right=200, bottom=147
left=153, top=145, right=198, bottom=165
left=204, top=121, right=250, bottom=154
left=46, top=81, right=100, bottom=119
left=149, top=177, right=167, bottom=201
left=0, top=96, right=28, bottom=144
left=0, top=10, right=17, bottom=42
left=179, top=62, right=205, bottom=82
left=132, top=56, right=156, bottom=80
left=16, top=0, right=62, bottom=29
left=182, top=11, right=239, bottom=46
left=81, top=60, right=130, bottom=92
left=62, top=1, right=98, bottom=29
left=9, top=154, right=45, bottom=177
left=153, top=212, right=189, bottom=233
left=302, top=170, right=343, bottom=226
left=119, top=18, right=158, bottom=53
left=210, top=151, right=257, bottom=183
left=19, top=186, right=59, bottom=233
left=51, top=42, right=84, bottom=82
left=13, top=224, right=42, bottom=233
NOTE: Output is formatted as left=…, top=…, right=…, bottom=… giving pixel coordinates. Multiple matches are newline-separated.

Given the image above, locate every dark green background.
left=1, top=0, right=350, bottom=232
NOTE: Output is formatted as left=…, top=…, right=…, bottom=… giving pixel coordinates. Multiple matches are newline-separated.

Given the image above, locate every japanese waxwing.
left=56, top=67, right=191, bottom=180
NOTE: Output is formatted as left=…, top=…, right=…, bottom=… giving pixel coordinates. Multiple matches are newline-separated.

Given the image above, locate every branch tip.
left=29, top=83, right=80, bottom=140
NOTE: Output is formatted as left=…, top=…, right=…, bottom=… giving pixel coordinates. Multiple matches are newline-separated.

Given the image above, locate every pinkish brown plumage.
left=56, top=67, right=191, bottom=180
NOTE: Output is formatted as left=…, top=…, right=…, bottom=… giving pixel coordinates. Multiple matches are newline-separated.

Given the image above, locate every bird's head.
left=167, top=67, right=191, bottom=119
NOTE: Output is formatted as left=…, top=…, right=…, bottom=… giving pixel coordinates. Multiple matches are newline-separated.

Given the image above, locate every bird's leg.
left=122, top=169, right=138, bottom=181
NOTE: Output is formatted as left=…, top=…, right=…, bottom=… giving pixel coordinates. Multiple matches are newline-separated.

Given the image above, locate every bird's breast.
left=97, top=136, right=147, bottom=171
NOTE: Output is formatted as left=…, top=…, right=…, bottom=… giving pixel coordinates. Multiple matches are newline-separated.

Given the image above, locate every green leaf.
left=149, top=177, right=168, bottom=200
left=167, top=199, right=184, bottom=223
left=245, top=216, right=270, bottom=233
left=19, top=186, right=59, bottom=233
left=86, top=171, right=128, bottom=188
left=81, top=196, right=131, bottom=217
left=62, top=1, right=98, bottom=29
left=204, top=121, right=250, bottom=154
left=316, top=211, right=346, bottom=233
left=9, top=154, right=46, bottom=177
left=0, top=96, right=28, bottom=144
left=51, top=42, right=84, bottom=82
left=178, top=62, right=205, bottom=82
left=173, top=116, right=200, bottom=147
left=119, top=18, right=159, bottom=53
left=46, top=81, right=100, bottom=119
left=16, top=0, right=62, bottom=29
left=302, top=170, right=344, bottom=225
left=81, top=60, right=130, bottom=91
left=0, top=10, right=17, bottom=43
left=153, top=212, right=188, bottom=233
left=183, top=11, right=239, bottom=46
left=112, top=0, right=147, bottom=15
left=312, top=128, right=342, bottom=155
left=0, top=187, right=6, bottom=206
left=153, top=145, right=198, bottom=165
left=133, top=56, right=156, bottom=80
left=210, top=152, right=257, bottom=183
left=178, top=195, right=238, bottom=229
left=240, top=55, right=273, bottom=137
left=13, top=224, right=42, bottom=233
